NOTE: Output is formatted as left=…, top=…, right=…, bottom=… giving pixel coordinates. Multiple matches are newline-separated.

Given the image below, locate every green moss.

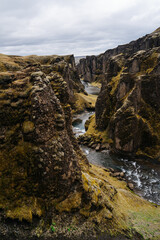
left=73, top=93, right=97, bottom=113
left=6, top=198, right=42, bottom=222
left=0, top=54, right=21, bottom=72
left=23, top=121, right=35, bottom=133
left=85, top=114, right=111, bottom=143
left=55, top=192, right=82, bottom=212
left=136, top=145, right=160, bottom=159
left=90, top=82, right=101, bottom=88
left=139, top=100, right=160, bottom=136
left=129, top=209, right=160, bottom=239
left=0, top=62, right=6, bottom=72
left=0, top=140, right=42, bottom=221
left=109, top=68, right=124, bottom=95
left=0, top=92, right=6, bottom=99
left=140, top=52, right=158, bottom=74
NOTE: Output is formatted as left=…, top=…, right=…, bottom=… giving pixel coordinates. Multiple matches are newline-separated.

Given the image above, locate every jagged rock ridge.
left=78, top=27, right=160, bottom=82
left=78, top=28, right=160, bottom=160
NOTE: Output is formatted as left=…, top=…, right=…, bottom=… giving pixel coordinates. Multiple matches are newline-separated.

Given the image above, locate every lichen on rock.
left=0, top=54, right=86, bottom=223
left=80, top=32, right=160, bottom=160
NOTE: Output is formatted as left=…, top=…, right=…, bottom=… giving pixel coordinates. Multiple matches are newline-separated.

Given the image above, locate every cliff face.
left=96, top=47, right=160, bottom=159
left=78, top=28, right=160, bottom=82
left=78, top=28, right=160, bottom=160
left=0, top=54, right=87, bottom=221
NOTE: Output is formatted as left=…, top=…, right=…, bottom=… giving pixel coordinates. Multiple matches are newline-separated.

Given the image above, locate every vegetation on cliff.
left=0, top=53, right=160, bottom=240
left=79, top=28, right=160, bottom=160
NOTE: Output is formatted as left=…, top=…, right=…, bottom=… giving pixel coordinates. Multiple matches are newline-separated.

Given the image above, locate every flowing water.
left=73, top=81, right=160, bottom=205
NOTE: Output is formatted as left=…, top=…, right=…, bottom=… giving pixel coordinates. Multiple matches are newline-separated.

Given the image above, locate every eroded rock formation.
left=78, top=28, right=160, bottom=82
left=79, top=28, right=160, bottom=160
left=0, top=54, right=87, bottom=221
left=0, top=53, right=160, bottom=240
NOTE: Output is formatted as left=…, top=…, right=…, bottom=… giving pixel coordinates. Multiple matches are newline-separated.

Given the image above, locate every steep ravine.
left=73, top=82, right=160, bottom=205
left=0, top=54, right=160, bottom=240
left=78, top=28, right=160, bottom=161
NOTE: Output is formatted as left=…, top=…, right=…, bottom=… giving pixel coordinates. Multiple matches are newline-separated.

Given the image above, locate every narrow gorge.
left=0, top=28, right=160, bottom=240
left=78, top=27, right=160, bottom=160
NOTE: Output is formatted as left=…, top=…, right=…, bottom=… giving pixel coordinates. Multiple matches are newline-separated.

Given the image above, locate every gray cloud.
left=0, top=0, right=160, bottom=56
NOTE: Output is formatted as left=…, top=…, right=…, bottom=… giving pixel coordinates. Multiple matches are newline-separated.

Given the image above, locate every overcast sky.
left=0, top=0, right=160, bottom=56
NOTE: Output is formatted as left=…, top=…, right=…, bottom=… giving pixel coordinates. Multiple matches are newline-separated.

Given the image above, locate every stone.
left=77, top=28, right=160, bottom=83
left=38, top=164, right=43, bottom=168
left=101, top=143, right=109, bottom=150
left=95, top=143, right=101, bottom=151
left=72, top=118, right=82, bottom=126
left=108, top=168, right=115, bottom=173
left=112, top=172, right=121, bottom=177
left=31, top=71, right=44, bottom=78
left=120, top=172, right=125, bottom=177
left=127, top=183, right=134, bottom=190
left=92, top=143, right=97, bottom=149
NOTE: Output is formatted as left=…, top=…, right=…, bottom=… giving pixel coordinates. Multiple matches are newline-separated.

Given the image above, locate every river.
left=73, top=81, right=160, bottom=205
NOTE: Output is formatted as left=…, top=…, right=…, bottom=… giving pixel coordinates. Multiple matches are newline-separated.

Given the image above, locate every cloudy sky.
left=0, top=0, right=160, bottom=56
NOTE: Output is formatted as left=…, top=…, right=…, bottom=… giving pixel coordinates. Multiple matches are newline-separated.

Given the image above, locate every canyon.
left=78, top=27, right=160, bottom=160
left=0, top=28, right=160, bottom=240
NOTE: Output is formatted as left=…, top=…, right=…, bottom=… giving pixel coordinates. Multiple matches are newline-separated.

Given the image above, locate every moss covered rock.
left=0, top=54, right=87, bottom=222
left=0, top=53, right=160, bottom=240
left=94, top=47, right=160, bottom=159
left=77, top=28, right=160, bottom=83
left=80, top=30, right=160, bottom=160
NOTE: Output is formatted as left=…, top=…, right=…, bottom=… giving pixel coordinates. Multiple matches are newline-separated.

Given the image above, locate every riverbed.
left=73, top=81, right=160, bottom=205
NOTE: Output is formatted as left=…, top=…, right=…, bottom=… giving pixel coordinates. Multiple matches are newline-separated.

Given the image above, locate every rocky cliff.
left=78, top=27, right=160, bottom=82
left=0, top=54, right=87, bottom=221
left=78, top=28, right=160, bottom=160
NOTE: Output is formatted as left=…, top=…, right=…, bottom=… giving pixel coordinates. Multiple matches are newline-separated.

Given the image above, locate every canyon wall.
left=0, top=54, right=87, bottom=221
left=78, top=27, right=160, bottom=83
left=79, top=28, right=160, bottom=160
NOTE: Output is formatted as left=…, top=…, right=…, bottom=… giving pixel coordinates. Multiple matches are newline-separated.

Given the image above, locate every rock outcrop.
left=78, top=27, right=160, bottom=82
left=79, top=28, right=160, bottom=160
left=97, top=48, right=160, bottom=159
left=0, top=54, right=87, bottom=221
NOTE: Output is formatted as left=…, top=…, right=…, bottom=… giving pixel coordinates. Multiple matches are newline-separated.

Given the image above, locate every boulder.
left=127, top=182, right=134, bottom=190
